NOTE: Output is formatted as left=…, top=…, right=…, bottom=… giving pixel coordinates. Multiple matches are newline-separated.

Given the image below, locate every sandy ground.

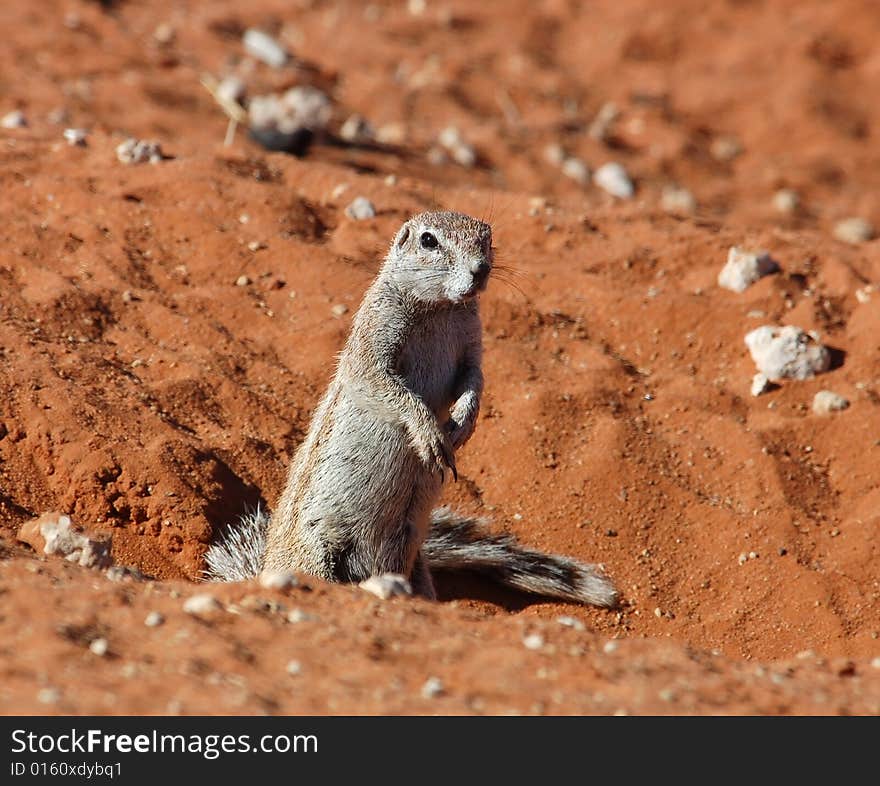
left=0, top=0, right=878, bottom=715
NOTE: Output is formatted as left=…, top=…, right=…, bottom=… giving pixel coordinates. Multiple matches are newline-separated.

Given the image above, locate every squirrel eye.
left=420, top=231, right=439, bottom=250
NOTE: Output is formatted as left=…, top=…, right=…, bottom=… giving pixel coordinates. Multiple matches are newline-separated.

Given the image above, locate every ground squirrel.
left=207, top=210, right=616, bottom=606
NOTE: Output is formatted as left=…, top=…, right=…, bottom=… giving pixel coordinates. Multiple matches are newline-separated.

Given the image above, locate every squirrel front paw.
left=411, top=422, right=457, bottom=482
left=445, top=397, right=478, bottom=450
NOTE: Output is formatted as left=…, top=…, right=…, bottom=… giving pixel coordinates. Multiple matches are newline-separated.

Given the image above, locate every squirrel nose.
left=472, top=260, right=491, bottom=285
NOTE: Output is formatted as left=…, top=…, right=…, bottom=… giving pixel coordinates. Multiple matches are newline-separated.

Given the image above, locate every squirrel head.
left=385, top=211, right=493, bottom=305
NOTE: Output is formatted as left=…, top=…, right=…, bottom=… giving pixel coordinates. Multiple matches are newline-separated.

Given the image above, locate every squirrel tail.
left=422, top=507, right=618, bottom=607
left=205, top=505, right=618, bottom=607
left=203, top=504, right=268, bottom=582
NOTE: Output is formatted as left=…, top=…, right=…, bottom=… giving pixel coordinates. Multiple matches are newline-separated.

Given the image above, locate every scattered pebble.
left=523, top=633, right=545, bottom=650
left=375, top=123, right=406, bottom=145
left=358, top=573, right=412, bottom=600
left=89, top=638, right=109, bottom=657
left=594, top=162, right=634, bottom=199
left=37, top=687, right=61, bottom=705
left=286, top=608, right=315, bottom=624
left=153, top=23, right=176, bottom=47
left=661, top=185, right=696, bottom=214
left=603, top=640, right=619, bottom=654
left=286, top=659, right=302, bottom=676
left=556, top=616, right=585, bottom=631
left=437, top=126, right=476, bottom=167
left=561, top=157, right=590, bottom=186
left=744, top=325, right=831, bottom=381
left=855, top=284, right=876, bottom=304
left=340, top=114, right=374, bottom=143
left=63, top=128, right=88, bottom=146
left=331, top=304, right=349, bottom=317
left=183, top=593, right=224, bottom=617
left=421, top=676, right=445, bottom=699
left=812, top=390, right=849, bottom=416
left=773, top=188, right=799, bottom=214
left=543, top=143, right=566, bottom=166
left=588, top=101, right=619, bottom=142
left=116, top=138, right=164, bottom=165
left=750, top=372, right=772, bottom=397
left=833, top=217, right=874, bottom=245
left=144, top=611, right=165, bottom=628
left=243, top=29, right=289, bottom=68
left=1, top=110, right=27, bottom=129
left=249, top=86, right=331, bottom=154
left=345, top=196, right=376, bottom=220
left=718, top=247, right=779, bottom=292
left=235, top=275, right=251, bottom=287
left=870, top=657, right=880, bottom=670
left=216, top=75, right=247, bottom=106
left=258, top=569, right=299, bottom=590
left=653, top=607, right=663, bottom=618
left=18, top=512, right=112, bottom=569
left=710, top=135, right=743, bottom=162
left=247, top=240, right=266, bottom=252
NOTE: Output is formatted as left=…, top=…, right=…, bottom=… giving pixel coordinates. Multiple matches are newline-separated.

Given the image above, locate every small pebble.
left=89, top=638, right=109, bottom=656
left=235, top=275, right=251, bottom=287
left=603, top=640, right=619, bottom=654
left=544, top=143, right=566, bottom=166
left=744, top=325, right=830, bottom=381
left=833, top=217, right=874, bottom=245
left=561, top=157, right=590, bottom=186
left=63, top=128, right=88, bottom=146
left=286, top=659, right=302, bottom=676
left=340, top=114, right=374, bottom=143
left=710, top=135, right=743, bottom=162
left=738, top=553, right=749, bottom=565
left=588, top=101, right=619, bottom=141
left=773, top=188, right=799, bottom=213
left=217, top=76, right=246, bottom=106
left=331, top=304, right=349, bottom=317
left=144, top=611, right=165, bottom=627
left=183, top=593, right=223, bottom=617
left=523, top=633, right=545, bottom=651
left=37, top=687, right=61, bottom=705
left=243, top=29, right=289, bottom=68
left=661, top=185, right=696, bottom=214
left=116, top=138, right=163, bottom=165
left=247, top=240, right=266, bottom=252
left=258, top=570, right=299, bottom=590
left=1, top=110, right=27, bottom=129
left=594, top=162, right=634, bottom=199
left=286, top=608, right=315, bottom=623
left=870, top=657, right=880, bottom=670
left=751, top=372, right=771, bottom=397
left=358, top=573, right=412, bottom=600
left=345, top=196, right=376, bottom=220
left=421, top=676, right=445, bottom=699
left=718, top=247, right=779, bottom=293
left=812, top=390, right=849, bottom=416
left=556, top=616, right=585, bottom=631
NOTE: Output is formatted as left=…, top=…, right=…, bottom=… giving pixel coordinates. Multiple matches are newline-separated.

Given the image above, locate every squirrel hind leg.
left=410, top=551, right=437, bottom=600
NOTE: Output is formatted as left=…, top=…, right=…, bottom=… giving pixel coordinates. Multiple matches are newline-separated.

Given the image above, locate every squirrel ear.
left=395, top=223, right=411, bottom=248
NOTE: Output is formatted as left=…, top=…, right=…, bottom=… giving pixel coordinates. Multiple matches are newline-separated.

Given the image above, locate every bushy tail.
left=423, top=508, right=618, bottom=607
left=203, top=505, right=267, bottom=582
left=205, top=505, right=618, bottom=607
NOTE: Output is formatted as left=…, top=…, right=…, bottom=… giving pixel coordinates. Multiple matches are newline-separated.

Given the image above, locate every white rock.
left=144, top=611, right=165, bottom=628
left=421, top=676, right=445, bottom=698
left=258, top=569, right=299, bottom=590
left=116, top=138, right=163, bottom=165
left=249, top=86, right=332, bottom=134
left=1, top=110, right=27, bottom=129
left=36, top=514, right=112, bottom=569
left=744, top=325, right=831, bottom=382
left=243, top=29, right=289, bottom=68
left=710, top=135, right=743, bottom=162
left=340, top=114, right=374, bottom=143
left=718, top=247, right=779, bottom=293
left=358, top=573, right=412, bottom=599
left=89, top=638, right=109, bottom=656
left=834, top=217, right=874, bottom=245
left=812, top=390, right=849, bottom=415
left=63, top=128, right=88, bottom=146
left=543, top=143, right=566, bottom=166
left=773, top=189, right=799, bottom=213
left=561, top=157, right=590, bottom=186
left=555, top=615, right=585, bottom=631
left=286, top=660, right=302, bottom=676
left=750, top=372, right=771, bottom=397
left=345, top=196, right=376, bottom=220
left=588, top=101, right=619, bottom=141
left=216, top=75, right=247, bottom=105
left=438, top=126, right=476, bottom=167
left=594, top=162, right=634, bottom=199
left=855, top=285, right=875, bottom=304
left=183, top=593, right=223, bottom=617
left=523, top=633, right=545, bottom=651
left=661, top=185, right=696, bottom=214
left=235, top=275, right=251, bottom=287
